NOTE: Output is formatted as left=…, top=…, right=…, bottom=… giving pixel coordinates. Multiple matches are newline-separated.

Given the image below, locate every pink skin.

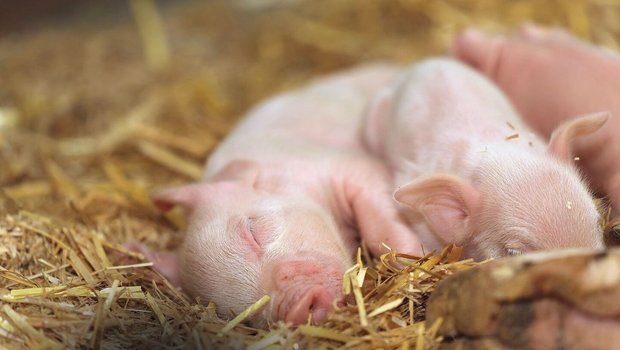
left=364, top=58, right=606, bottom=260
left=452, top=23, right=620, bottom=216
left=133, top=65, right=423, bottom=326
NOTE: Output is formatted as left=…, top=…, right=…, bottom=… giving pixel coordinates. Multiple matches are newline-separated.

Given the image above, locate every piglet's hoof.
left=426, top=248, right=620, bottom=350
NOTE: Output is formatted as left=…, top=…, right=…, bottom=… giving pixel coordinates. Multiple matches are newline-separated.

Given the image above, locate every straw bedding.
left=1, top=0, right=619, bottom=348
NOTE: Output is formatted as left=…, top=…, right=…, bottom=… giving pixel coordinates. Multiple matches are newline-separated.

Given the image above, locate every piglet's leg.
left=345, top=179, right=424, bottom=257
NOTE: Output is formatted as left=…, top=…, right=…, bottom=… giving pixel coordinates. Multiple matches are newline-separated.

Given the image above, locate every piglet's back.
left=382, top=58, right=540, bottom=182
left=205, top=64, right=400, bottom=177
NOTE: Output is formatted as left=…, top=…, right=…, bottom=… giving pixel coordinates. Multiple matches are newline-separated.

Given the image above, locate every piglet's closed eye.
left=248, top=216, right=278, bottom=248
left=236, top=216, right=279, bottom=261
left=237, top=216, right=275, bottom=254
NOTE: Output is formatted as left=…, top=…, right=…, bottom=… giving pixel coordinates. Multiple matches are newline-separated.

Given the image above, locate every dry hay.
left=1, top=0, right=620, bottom=348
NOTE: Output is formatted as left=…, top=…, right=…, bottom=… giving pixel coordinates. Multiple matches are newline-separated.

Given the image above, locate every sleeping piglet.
left=364, top=58, right=607, bottom=260
left=136, top=64, right=422, bottom=326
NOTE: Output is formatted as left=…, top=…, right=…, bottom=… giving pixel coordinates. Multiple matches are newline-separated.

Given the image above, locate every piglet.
left=364, top=58, right=607, bottom=260
left=137, top=64, right=422, bottom=326
left=452, top=24, right=620, bottom=216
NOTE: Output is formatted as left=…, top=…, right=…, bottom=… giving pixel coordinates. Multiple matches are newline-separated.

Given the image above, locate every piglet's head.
left=151, top=160, right=352, bottom=327
left=395, top=113, right=609, bottom=260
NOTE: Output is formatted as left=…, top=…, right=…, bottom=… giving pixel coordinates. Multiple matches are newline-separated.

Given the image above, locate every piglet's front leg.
left=343, top=175, right=425, bottom=257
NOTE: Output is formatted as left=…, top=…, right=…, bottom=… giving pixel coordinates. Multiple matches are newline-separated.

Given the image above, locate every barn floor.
left=1, top=0, right=619, bottom=348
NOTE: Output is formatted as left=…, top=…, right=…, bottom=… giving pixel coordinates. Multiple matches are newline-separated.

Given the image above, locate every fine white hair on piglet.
left=145, top=63, right=422, bottom=326
left=472, top=144, right=601, bottom=250
left=365, top=57, right=606, bottom=260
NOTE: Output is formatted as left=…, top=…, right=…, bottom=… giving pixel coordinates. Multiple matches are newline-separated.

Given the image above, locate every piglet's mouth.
left=274, top=284, right=342, bottom=325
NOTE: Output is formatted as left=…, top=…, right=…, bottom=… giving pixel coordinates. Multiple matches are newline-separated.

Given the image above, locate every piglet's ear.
left=211, top=159, right=260, bottom=185
left=394, top=174, right=480, bottom=245
left=363, top=87, right=395, bottom=155
left=152, top=183, right=204, bottom=212
left=548, top=112, right=610, bottom=161
left=153, top=160, right=261, bottom=212
left=125, top=242, right=182, bottom=287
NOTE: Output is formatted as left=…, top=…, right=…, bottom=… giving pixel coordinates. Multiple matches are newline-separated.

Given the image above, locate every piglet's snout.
left=273, top=260, right=344, bottom=325
left=284, top=286, right=333, bottom=325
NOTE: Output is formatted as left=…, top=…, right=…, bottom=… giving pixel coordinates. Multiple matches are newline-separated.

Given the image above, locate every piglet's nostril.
left=285, top=286, right=333, bottom=325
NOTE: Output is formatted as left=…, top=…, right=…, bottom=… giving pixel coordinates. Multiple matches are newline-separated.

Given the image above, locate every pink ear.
left=548, top=112, right=610, bottom=161
left=125, top=242, right=181, bottom=287
left=394, top=174, right=480, bottom=245
left=152, top=184, right=204, bottom=212
left=211, top=160, right=260, bottom=184
left=153, top=160, right=261, bottom=212
left=363, top=87, right=395, bottom=155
